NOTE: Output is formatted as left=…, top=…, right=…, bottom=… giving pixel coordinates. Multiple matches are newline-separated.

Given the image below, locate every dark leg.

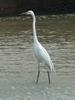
left=36, top=70, right=40, bottom=84
left=47, top=71, right=50, bottom=84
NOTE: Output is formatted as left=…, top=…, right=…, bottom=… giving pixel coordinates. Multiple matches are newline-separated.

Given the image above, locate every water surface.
left=0, top=15, right=75, bottom=100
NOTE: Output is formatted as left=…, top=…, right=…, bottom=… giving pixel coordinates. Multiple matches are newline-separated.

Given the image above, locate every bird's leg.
left=36, top=64, right=40, bottom=84
left=36, top=70, right=40, bottom=84
left=47, top=71, right=50, bottom=84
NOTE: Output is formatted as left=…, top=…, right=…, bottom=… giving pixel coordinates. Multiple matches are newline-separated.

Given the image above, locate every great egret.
left=23, top=10, right=55, bottom=84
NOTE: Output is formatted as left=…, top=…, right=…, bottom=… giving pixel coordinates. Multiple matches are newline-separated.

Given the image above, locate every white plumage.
left=33, top=40, right=55, bottom=71
left=25, top=10, right=55, bottom=84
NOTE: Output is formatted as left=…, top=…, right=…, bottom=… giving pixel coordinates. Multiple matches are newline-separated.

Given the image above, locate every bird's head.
left=20, top=10, right=36, bottom=22
left=20, top=10, right=34, bottom=16
left=25, top=10, right=34, bottom=15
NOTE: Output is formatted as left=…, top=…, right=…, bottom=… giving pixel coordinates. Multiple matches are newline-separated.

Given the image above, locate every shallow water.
left=0, top=15, right=75, bottom=100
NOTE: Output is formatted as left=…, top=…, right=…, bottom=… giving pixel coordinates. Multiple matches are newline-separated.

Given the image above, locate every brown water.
left=0, top=15, right=75, bottom=100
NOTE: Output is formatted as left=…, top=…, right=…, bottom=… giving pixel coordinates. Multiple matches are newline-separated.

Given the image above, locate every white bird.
left=22, top=10, right=55, bottom=84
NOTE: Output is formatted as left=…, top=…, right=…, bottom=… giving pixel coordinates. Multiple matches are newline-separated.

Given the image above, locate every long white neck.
left=32, top=13, right=38, bottom=42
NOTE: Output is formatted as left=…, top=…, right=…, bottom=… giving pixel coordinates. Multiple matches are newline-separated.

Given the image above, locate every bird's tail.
left=49, top=59, right=56, bottom=73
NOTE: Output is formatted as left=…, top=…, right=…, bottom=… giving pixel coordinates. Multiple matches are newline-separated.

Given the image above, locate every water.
left=0, top=15, right=75, bottom=100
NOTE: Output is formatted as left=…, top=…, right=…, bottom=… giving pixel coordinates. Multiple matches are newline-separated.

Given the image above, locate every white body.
left=33, top=40, right=54, bottom=71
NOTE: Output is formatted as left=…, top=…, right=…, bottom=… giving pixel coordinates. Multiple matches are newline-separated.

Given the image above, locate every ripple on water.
left=0, top=15, right=75, bottom=100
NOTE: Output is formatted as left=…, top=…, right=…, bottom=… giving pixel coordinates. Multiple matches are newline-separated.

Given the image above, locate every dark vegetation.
left=0, top=0, right=75, bottom=16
